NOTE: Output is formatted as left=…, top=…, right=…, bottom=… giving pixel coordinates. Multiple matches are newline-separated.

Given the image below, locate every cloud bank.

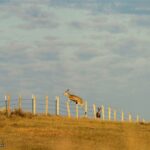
left=0, top=0, right=150, bottom=119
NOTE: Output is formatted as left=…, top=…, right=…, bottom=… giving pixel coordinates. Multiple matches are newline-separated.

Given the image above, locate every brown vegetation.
left=0, top=111, right=149, bottom=150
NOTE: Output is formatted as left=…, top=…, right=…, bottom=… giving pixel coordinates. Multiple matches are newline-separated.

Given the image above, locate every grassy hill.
left=0, top=112, right=150, bottom=150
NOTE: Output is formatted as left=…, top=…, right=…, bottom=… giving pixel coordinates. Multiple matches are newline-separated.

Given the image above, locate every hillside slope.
left=0, top=114, right=150, bottom=150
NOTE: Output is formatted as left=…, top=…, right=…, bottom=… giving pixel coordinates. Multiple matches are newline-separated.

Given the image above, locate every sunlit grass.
left=0, top=111, right=149, bottom=150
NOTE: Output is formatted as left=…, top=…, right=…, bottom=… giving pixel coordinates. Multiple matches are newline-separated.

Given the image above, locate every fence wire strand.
left=0, top=96, right=145, bottom=122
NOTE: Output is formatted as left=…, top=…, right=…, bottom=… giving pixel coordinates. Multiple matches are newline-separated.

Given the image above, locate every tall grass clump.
left=10, top=109, right=34, bottom=118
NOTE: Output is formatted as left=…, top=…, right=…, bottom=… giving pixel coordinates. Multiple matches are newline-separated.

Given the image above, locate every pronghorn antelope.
left=64, top=89, right=84, bottom=105
left=96, top=107, right=102, bottom=118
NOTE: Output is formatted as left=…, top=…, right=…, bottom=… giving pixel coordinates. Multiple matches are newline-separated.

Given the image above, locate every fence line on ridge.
left=0, top=95, right=146, bottom=123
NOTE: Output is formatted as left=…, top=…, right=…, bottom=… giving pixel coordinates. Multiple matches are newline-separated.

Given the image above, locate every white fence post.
left=18, top=96, right=22, bottom=110
left=108, top=107, right=111, bottom=121
left=56, top=96, right=60, bottom=115
left=5, top=95, right=10, bottom=117
left=32, top=95, right=36, bottom=115
left=102, top=105, right=105, bottom=120
left=136, top=115, right=139, bottom=123
left=114, top=110, right=117, bottom=121
left=93, top=104, right=96, bottom=119
left=84, top=101, right=88, bottom=117
left=142, top=119, right=145, bottom=123
left=66, top=101, right=71, bottom=118
left=32, top=95, right=34, bottom=114
left=129, top=113, right=132, bottom=122
left=5, top=95, right=7, bottom=115
left=76, top=104, right=78, bottom=119
left=121, top=111, right=124, bottom=122
left=45, top=96, right=48, bottom=116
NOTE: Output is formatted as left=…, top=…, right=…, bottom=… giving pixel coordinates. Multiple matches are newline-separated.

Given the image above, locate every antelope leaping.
left=64, top=89, right=84, bottom=105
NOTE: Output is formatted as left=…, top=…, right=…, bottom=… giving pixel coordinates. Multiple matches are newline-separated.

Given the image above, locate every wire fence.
left=0, top=95, right=146, bottom=123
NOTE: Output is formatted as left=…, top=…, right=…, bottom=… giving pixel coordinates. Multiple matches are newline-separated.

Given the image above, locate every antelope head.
left=64, top=89, right=70, bottom=97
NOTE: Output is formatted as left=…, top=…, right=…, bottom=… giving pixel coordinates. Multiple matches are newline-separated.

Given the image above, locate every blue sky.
left=0, top=0, right=150, bottom=120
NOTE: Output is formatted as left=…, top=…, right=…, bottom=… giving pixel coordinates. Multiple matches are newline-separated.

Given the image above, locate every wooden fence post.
left=7, top=95, right=11, bottom=116
left=114, top=110, right=117, bottom=121
left=136, top=115, right=139, bottom=123
left=7, top=95, right=11, bottom=117
left=76, top=104, right=78, bottom=119
left=32, top=95, right=34, bottom=114
left=32, top=95, right=36, bottom=115
left=108, top=107, right=111, bottom=121
left=93, top=104, right=96, bottom=119
left=84, top=101, right=88, bottom=117
left=5, top=95, right=10, bottom=116
left=142, top=119, right=145, bottom=123
left=45, top=96, right=48, bottom=116
left=56, top=96, right=60, bottom=115
left=102, top=105, right=105, bottom=120
left=66, top=101, right=71, bottom=118
left=18, top=96, right=22, bottom=110
left=5, top=95, right=7, bottom=115
left=121, top=111, right=124, bottom=122
left=129, top=113, right=132, bottom=122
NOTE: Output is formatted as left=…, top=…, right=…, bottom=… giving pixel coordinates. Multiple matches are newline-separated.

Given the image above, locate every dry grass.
left=0, top=111, right=150, bottom=150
